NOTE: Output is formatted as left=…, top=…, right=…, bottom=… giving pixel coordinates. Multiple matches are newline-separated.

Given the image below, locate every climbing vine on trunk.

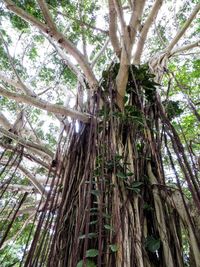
left=0, top=1, right=200, bottom=267
left=2, top=65, right=196, bottom=267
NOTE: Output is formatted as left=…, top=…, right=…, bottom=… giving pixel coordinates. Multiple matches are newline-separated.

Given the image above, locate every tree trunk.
left=23, top=64, right=200, bottom=267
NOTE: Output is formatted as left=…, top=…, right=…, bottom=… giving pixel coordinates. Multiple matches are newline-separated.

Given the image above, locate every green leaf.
left=145, top=236, right=160, bottom=252
left=104, top=224, right=114, bottom=231
left=28, top=47, right=38, bottom=60
left=126, top=187, right=140, bottom=194
left=109, top=244, right=118, bottom=252
left=126, top=172, right=134, bottom=176
left=116, top=172, right=127, bottom=179
left=77, top=259, right=96, bottom=267
left=127, top=181, right=143, bottom=193
left=103, top=213, right=111, bottom=219
left=114, top=154, right=123, bottom=161
left=131, top=181, right=143, bottom=187
left=86, top=249, right=99, bottom=257
left=91, top=190, right=100, bottom=197
left=162, top=100, right=183, bottom=119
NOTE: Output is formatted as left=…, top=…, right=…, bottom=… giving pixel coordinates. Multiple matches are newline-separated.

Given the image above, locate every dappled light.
left=0, top=0, right=199, bottom=266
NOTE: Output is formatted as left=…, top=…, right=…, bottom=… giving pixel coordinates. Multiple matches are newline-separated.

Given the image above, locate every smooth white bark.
left=0, top=86, right=90, bottom=123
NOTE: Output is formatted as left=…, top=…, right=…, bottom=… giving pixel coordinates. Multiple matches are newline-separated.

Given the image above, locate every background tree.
left=0, top=0, right=199, bottom=266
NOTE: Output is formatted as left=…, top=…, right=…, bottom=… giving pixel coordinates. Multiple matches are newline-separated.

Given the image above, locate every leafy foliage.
left=77, top=259, right=96, bottom=267
left=145, top=236, right=161, bottom=253
left=0, top=0, right=199, bottom=266
left=162, top=100, right=183, bottom=119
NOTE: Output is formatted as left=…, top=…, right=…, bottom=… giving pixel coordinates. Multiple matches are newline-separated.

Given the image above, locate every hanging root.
left=1, top=65, right=199, bottom=267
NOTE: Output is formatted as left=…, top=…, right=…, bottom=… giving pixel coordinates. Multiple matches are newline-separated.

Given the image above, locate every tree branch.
left=169, top=72, right=200, bottom=122
left=129, top=0, right=146, bottom=41
left=115, top=0, right=146, bottom=110
left=160, top=189, right=200, bottom=266
left=133, top=0, right=163, bottom=64
left=0, top=72, right=30, bottom=92
left=4, top=0, right=98, bottom=89
left=0, top=142, right=51, bottom=168
left=0, top=32, right=36, bottom=97
left=91, top=37, right=110, bottom=69
left=0, top=126, right=54, bottom=158
left=0, top=86, right=90, bottom=123
left=0, top=112, right=12, bottom=129
left=80, top=21, right=108, bottom=35
left=25, top=115, right=43, bottom=144
left=154, top=22, right=168, bottom=48
left=0, top=110, right=44, bottom=145
left=45, top=35, right=86, bottom=87
left=170, top=39, right=200, bottom=56
left=0, top=213, right=35, bottom=250
left=113, top=0, right=126, bottom=34
left=108, top=0, right=121, bottom=58
left=0, top=158, right=47, bottom=196
left=78, top=1, right=88, bottom=61
left=2, top=184, right=35, bottom=193
left=18, top=164, right=47, bottom=196
left=48, top=3, right=109, bottom=34
left=37, top=0, right=56, bottom=30
left=165, top=3, right=200, bottom=53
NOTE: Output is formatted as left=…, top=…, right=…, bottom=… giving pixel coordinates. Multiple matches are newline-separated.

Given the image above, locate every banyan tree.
left=0, top=0, right=199, bottom=266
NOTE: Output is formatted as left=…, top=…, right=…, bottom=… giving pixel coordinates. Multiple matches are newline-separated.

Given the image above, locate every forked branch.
left=165, top=3, right=200, bottom=53
left=0, top=86, right=90, bottom=123
left=108, top=0, right=121, bottom=58
left=115, top=0, right=146, bottom=109
left=133, top=0, right=163, bottom=64
left=113, top=0, right=126, bottom=34
left=4, top=0, right=98, bottom=89
left=170, top=39, right=200, bottom=56
left=37, top=0, right=57, bottom=31
left=0, top=126, right=54, bottom=158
